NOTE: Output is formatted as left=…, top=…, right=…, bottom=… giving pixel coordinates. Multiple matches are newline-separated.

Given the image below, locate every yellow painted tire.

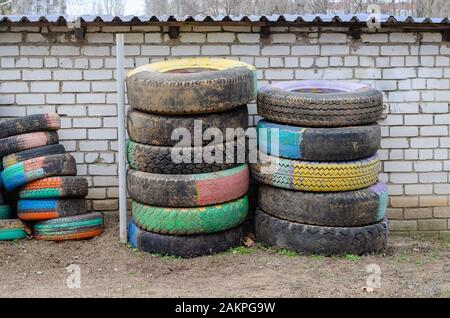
left=250, top=151, right=380, bottom=192
left=126, top=58, right=257, bottom=114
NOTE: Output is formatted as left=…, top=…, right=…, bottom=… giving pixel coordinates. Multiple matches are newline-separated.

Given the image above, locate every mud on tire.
left=0, top=113, right=60, bottom=139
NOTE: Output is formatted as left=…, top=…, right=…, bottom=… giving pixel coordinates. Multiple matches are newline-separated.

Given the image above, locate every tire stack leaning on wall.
left=251, top=81, right=389, bottom=256
left=0, top=113, right=104, bottom=241
left=126, top=58, right=256, bottom=257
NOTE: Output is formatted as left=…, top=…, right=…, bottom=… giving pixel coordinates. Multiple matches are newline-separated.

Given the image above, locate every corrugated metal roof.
left=0, top=14, right=449, bottom=25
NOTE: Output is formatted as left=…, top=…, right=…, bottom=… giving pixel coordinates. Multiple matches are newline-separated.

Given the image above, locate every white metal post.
left=116, top=34, right=127, bottom=243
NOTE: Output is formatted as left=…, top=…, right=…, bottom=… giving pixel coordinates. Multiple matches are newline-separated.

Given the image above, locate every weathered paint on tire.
left=132, top=196, right=249, bottom=235
left=0, top=131, right=59, bottom=158
left=0, top=219, right=28, bottom=241
left=250, top=151, right=380, bottom=192
left=17, top=198, right=87, bottom=221
left=0, top=113, right=60, bottom=139
left=19, top=176, right=88, bottom=199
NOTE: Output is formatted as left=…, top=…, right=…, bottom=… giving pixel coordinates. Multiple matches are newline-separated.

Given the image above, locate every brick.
left=88, top=105, right=116, bottom=116
left=88, top=164, right=117, bottom=175
left=88, top=128, right=117, bottom=140
left=419, top=172, right=447, bottom=183
left=46, top=93, right=75, bottom=104
left=420, top=196, right=448, bottom=207
left=50, top=46, right=79, bottom=55
left=82, top=46, right=110, bottom=56
left=390, top=127, right=418, bottom=137
left=381, top=46, right=409, bottom=55
left=389, top=220, right=418, bottom=231
left=62, top=82, right=90, bottom=92
left=261, top=46, right=289, bottom=56
left=201, top=45, right=230, bottom=55
left=77, top=93, right=105, bottom=104
left=361, top=33, right=388, bottom=43
left=265, top=69, right=293, bottom=80
left=23, top=70, right=52, bottom=80
left=86, top=33, right=113, bottom=43
left=420, top=103, right=448, bottom=113
left=84, top=70, right=113, bottom=80
left=421, top=33, right=442, bottom=43
left=391, top=196, right=419, bottom=207
left=419, top=45, right=439, bottom=55
left=414, top=161, right=442, bottom=171
left=93, top=199, right=118, bottom=211
left=386, top=208, right=403, bottom=219
left=300, top=57, right=314, bottom=68
left=404, top=115, right=433, bottom=125
left=231, top=45, right=259, bottom=55
left=355, top=68, right=381, bottom=79
left=291, top=46, right=319, bottom=55
left=435, top=184, right=450, bottom=194
left=79, top=140, right=108, bottom=151
left=1, top=33, right=22, bottom=43
left=352, top=46, right=379, bottom=56
left=404, top=185, right=433, bottom=195
left=179, top=33, right=206, bottom=43
left=285, top=57, right=299, bottom=67
left=271, top=33, right=296, bottom=43
left=383, top=68, right=416, bottom=79
left=16, top=94, right=45, bottom=105
left=207, top=33, right=235, bottom=43
left=390, top=33, right=417, bottom=43
left=321, top=46, right=349, bottom=56
left=433, top=207, right=450, bottom=218
left=141, top=46, right=170, bottom=56
left=420, top=126, right=448, bottom=136
left=171, top=46, right=201, bottom=56
left=237, top=33, right=260, bottom=43
left=20, top=46, right=49, bottom=55
left=404, top=208, right=432, bottom=219
left=53, top=70, right=82, bottom=80
left=418, top=67, right=442, bottom=78
left=269, top=58, right=283, bottom=67
left=411, top=137, right=439, bottom=148
left=73, top=117, right=102, bottom=128
left=58, top=128, right=86, bottom=140
left=381, top=138, right=409, bottom=148
left=0, top=82, right=29, bottom=93
left=418, top=219, right=447, bottom=230
left=384, top=161, right=412, bottom=172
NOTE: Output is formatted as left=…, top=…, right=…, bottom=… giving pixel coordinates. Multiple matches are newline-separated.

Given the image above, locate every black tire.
left=1, top=154, right=77, bottom=191
left=0, top=131, right=59, bottom=158
left=258, top=120, right=380, bottom=161
left=127, top=164, right=249, bottom=207
left=17, top=198, right=87, bottom=221
left=255, top=208, right=388, bottom=256
left=129, top=219, right=245, bottom=258
left=19, top=176, right=89, bottom=199
left=0, top=191, right=3, bottom=205
left=2, top=144, right=66, bottom=169
left=0, top=113, right=60, bottom=139
left=127, top=136, right=246, bottom=174
left=257, top=81, right=383, bottom=127
left=126, top=59, right=256, bottom=114
left=259, top=182, right=388, bottom=227
left=128, top=106, right=248, bottom=146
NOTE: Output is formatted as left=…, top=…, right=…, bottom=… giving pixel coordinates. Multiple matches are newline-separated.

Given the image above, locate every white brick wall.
left=0, top=26, right=449, bottom=235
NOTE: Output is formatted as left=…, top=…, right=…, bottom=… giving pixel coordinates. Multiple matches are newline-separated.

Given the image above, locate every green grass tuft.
left=344, top=254, right=361, bottom=261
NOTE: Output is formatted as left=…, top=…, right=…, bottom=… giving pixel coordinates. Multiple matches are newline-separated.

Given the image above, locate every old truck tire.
left=19, top=176, right=88, bottom=199
left=1, top=154, right=77, bottom=191
left=127, top=137, right=246, bottom=174
left=129, top=219, right=245, bottom=258
left=0, top=131, right=59, bottom=158
left=17, top=198, right=87, bottom=221
left=128, top=164, right=249, bottom=207
left=0, top=219, right=28, bottom=241
left=250, top=151, right=380, bottom=192
left=132, top=196, right=248, bottom=235
left=258, top=120, right=380, bottom=161
left=0, top=113, right=60, bottom=139
left=0, top=205, right=12, bottom=219
left=255, top=208, right=388, bottom=256
left=259, top=182, right=388, bottom=227
left=3, top=144, right=66, bottom=169
left=128, top=106, right=248, bottom=146
left=258, top=81, right=383, bottom=127
left=33, top=212, right=104, bottom=241
left=126, top=58, right=256, bottom=114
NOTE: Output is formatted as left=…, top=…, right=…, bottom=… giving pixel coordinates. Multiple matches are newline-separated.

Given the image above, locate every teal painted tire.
left=257, top=120, right=380, bottom=161
left=0, top=205, right=12, bottom=219
left=0, top=219, right=27, bottom=241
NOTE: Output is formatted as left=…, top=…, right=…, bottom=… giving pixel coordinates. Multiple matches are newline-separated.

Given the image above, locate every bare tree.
left=93, top=0, right=125, bottom=15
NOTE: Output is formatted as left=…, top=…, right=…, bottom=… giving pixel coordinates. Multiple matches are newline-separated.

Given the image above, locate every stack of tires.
left=251, top=81, right=389, bottom=256
left=0, top=187, right=28, bottom=241
left=0, top=113, right=104, bottom=241
left=126, top=58, right=256, bottom=257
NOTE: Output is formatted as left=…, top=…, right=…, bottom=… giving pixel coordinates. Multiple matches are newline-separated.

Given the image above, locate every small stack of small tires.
left=126, top=58, right=256, bottom=257
left=251, top=81, right=389, bottom=256
left=0, top=113, right=104, bottom=241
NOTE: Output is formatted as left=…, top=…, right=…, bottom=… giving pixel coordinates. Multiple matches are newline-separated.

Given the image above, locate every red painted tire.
left=0, top=131, right=59, bottom=158
left=0, top=113, right=60, bottom=139
left=19, top=176, right=88, bottom=199
left=127, top=164, right=249, bottom=207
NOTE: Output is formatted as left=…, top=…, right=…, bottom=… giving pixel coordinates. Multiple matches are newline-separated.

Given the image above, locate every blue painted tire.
left=257, top=120, right=380, bottom=161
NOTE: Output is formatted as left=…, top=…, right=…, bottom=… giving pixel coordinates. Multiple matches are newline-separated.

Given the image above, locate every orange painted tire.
left=33, top=212, right=104, bottom=241
left=17, top=198, right=87, bottom=221
left=19, top=176, right=88, bottom=199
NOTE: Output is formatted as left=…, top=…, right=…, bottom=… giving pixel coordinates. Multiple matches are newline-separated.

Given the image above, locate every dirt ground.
left=1, top=213, right=449, bottom=298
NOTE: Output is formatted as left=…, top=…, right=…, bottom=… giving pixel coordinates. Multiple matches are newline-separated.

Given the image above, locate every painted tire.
left=129, top=219, right=245, bottom=258
left=128, top=106, right=248, bottom=146
left=3, top=144, right=66, bottom=169
left=0, top=205, right=12, bottom=219
left=0, top=131, right=59, bottom=158
left=19, top=176, right=88, bottom=199
left=259, top=182, right=388, bottom=227
left=1, top=154, right=77, bottom=191
left=0, top=190, right=3, bottom=204
left=17, top=199, right=87, bottom=221
left=132, top=196, right=248, bottom=235
left=126, top=58, right=256, bottom=114
left=33, top=212, right=104, bottom=241
left=0, top=113, right=60, bottom=139
left=255, top=208, right=388, bottom=256
left=0, top=219, right=27, bottom=241
left=257, top=120, right=380, bottom=161
left=258, top=81, right=383, bottom=127
left=127, top=164, right=249, bottom=207
left=127, top=137, right=246, bottom=175
left=250, top=151, right=380, bottom=192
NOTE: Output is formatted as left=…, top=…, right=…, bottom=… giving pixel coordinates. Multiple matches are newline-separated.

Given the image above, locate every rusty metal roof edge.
left=0, top=14, right=449, bottom=25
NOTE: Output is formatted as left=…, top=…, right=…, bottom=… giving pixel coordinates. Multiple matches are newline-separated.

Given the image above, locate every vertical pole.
left=116, top=34, right=127, bottom=243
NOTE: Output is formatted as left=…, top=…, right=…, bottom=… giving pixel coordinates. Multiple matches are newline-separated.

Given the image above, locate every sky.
left=123, top=0, right=146, bottom=15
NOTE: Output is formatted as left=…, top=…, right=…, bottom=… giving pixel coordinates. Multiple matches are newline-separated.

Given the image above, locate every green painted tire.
left=132, top=196, right=249, bottom=235
left=0, top=219, right=27, bottom=241
left=0, top=205, right=12, bottom=219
